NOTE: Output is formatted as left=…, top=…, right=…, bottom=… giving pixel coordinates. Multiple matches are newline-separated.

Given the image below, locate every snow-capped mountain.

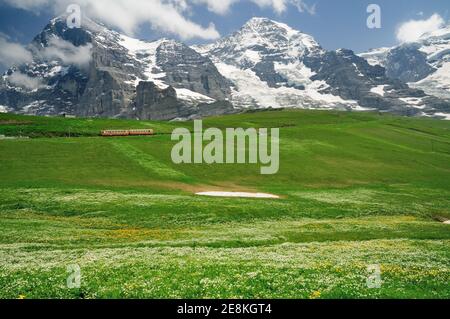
left=1, top=15, right=449, bottom=120
left=194, top=17, right=360, bottom=110
left=0, top=15, right=233, bottom=120
left=196, top=17, right=449, bottom=117
left=360, top=24, right=450, bottom=103
left=195, top=17, right=323, bottom=68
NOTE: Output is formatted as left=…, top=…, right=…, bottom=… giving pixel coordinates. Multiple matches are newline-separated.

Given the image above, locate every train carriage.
left=101, top=129, right=154, bottom=137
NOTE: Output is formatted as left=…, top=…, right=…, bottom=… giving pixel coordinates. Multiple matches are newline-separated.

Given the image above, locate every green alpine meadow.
left=0, top=109, right=449, bottom=299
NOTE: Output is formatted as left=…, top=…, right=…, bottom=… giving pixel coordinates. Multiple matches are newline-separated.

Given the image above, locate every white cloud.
left=194, top=0, right=316, bottom=15
left=396, top=13, right=445, bottom=43
left=79, top=0, right=221, bottom=40
left=0, top=35, right=92, bottom=70
left=8, top=72, right=44, bottom=90
left=192, top=0, right=238, bottom=15
left=3, top=0, right=221, bottom=40
left=2, top=0, right=316, bottom=39
left=249, top=0, right=316, bottom=15
left=252, top=0, right=287, bottom=14
left=39, top=38, right=92, bottom=68
left=1, top=0, right=50, bottom=10
left=290, top=0, right=315, bottom=15
left=0, top=37, right=33, bottom=67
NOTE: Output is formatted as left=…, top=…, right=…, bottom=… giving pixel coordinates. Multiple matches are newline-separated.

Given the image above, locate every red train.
left=101, top=129, right=154, bottom=137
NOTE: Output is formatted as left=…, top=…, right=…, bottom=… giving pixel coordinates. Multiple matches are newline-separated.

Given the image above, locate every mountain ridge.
left=359, top=23, right=450, bottom=103
left=1, top=15, right=449, bottom=120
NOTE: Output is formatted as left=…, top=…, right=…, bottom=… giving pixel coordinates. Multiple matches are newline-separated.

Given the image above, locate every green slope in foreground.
left=0, top=110, right=449, bottom=299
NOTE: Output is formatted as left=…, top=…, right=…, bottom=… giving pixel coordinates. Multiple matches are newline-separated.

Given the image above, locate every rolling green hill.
left=0, top=110, right=449, bottom=298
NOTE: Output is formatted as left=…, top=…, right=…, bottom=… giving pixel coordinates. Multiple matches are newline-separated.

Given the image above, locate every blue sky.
left=0, top=0, right=449, bottom=53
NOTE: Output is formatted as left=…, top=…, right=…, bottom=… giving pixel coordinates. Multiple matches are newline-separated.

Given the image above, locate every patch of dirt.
left=432, top=215, right=450, bottom=224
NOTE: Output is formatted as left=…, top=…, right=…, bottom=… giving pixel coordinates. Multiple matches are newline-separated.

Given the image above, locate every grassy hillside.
left=0, top=110, right=449, bottom=298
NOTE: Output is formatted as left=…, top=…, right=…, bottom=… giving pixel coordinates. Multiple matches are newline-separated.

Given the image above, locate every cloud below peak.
left=396, top=13, right=445, bottom=43
left=0, top=36, right=33, bottom=67
left=8, top=72, right=44, bottom=90
left=38, top=38, right=93, bottom=68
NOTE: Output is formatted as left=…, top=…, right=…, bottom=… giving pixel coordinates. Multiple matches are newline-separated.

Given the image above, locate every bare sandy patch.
left=432, top=216, right=450, bottom=225
left=196, top=191, right=280, bottom=199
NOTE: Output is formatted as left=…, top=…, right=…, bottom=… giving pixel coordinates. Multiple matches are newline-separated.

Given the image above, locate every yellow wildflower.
left=309, top=290, right=321, bottom=299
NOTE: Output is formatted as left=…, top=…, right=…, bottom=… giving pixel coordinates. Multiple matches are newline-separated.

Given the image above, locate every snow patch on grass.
left=196, top=191, right=279, bottom=199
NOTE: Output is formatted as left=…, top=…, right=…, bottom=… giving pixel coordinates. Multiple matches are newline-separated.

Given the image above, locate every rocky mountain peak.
left=33, top=14, right=110, bottom=49
left=240, top=17, right=291, bottom=34
left=241, top=17, right=307, bottom=38
left=235, top=17, right=321, bottom=53
left=197, top=17, right=323, bottom=73
left=51, top=13, right=108, bottom=33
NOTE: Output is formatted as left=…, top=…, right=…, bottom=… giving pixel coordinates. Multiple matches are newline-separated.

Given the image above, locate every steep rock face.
left=156, top=41, right=231, bottom=100
left=304, top=49, right=432, bottom=115
left=77, top=69, right=127, bottom=117
left=134, top=81, right=187, bottom=120
left=0, top=65, right=89, bottom=115
left=196, top=100, right=235, bottom=118
left=133, top=82, right=235, bottom=120
left=305, top=49, right=385, bottom=100
left=384, top=44, right=436, bottom=83
left=0, top=17, right=138, bottom=117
